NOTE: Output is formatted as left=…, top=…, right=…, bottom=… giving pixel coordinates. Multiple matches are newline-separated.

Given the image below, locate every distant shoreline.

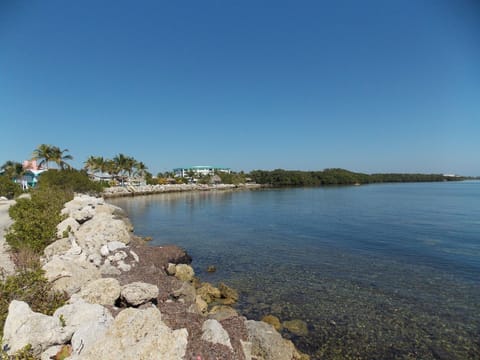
left=102, top=183, right=265, bottom=198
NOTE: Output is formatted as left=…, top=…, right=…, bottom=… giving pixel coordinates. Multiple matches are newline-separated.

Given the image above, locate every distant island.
left=249, top=168, right=467, bottom=187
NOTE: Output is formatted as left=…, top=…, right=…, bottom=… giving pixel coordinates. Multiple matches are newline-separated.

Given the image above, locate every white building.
left=173, top=166, right=231, bottom=178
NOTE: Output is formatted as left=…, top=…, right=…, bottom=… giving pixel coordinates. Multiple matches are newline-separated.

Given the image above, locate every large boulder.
left=174, top=264, right=195, bottom=282
left=201, top=319, right=233, bottom=350
left=42, top=256, right=101, bottom=295
left=2, top=301, right=73, bottom=356
left=75, top=213, right=131, bottom=256
left=75, top=278, right=121, bottom=306
left=71, top=206, right=96, bottom=224
left=245, top=320, right=297, bottom=360
left=43, top=238, right=72, bottom=261
left=61, top=195, right=104, bottom=218
left=197, top=282, right=221, bottom=304
left=218, top=282, right=239, bottom=305
left=53, top=299, right=113, bottom=357
left=56, top=217, right=80, bottom=238
left=79, top=306, right=188, bottom=360
left=120, top=282, right=159, bottom=306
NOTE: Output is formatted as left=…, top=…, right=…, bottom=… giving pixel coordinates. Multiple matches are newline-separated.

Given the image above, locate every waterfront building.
left=173, top=166, right=231, bottom=178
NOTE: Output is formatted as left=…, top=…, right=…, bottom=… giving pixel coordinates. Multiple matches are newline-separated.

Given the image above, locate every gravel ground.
left=0, top=200, right=15, bottom=276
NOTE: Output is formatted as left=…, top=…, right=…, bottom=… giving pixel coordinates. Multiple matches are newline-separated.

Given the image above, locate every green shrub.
left=0, top=344, right=37, bottom=360
left=37, top=169, right=104, bottom=195
left=0, top=266, right=68, bottom=340
left=0, top=177, right=22, bottom=200
left=6, top=186, right=71, bottom=253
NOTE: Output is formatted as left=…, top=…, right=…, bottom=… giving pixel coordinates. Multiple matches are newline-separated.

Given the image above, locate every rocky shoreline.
left=103, top=183, right=265, bottom=198
left=1, top=194, right=308, bottom=360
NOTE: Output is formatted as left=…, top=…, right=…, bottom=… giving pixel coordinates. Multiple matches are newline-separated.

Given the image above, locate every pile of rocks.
left=103, top=183, right=262, bottom=198
left=1, top=194, right=308, bottom=360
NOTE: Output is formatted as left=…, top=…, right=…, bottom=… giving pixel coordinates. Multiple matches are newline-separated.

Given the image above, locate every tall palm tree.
left=134, top=161, right=148, bottom=178
left=32, top=144, right=53, bottom=169
left=104, top=159, right=119, bottom=180
left=32, top=144, right=73, bottom=170
left=49, top=146, right=73, bottom=170
left=0, top=160, right=24, bottom=179
left=113, top=153, right=136, bottom=185
left=84, top=156, right=107, bottom=174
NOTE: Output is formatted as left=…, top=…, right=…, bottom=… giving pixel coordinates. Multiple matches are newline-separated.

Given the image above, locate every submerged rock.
left=245, top=320, right=298, bottom=360
left=208, top=305, right=238, bottom=321
left=283, top=319, right=309, bottom=337
left=262, top=315, right=283, bottom=331
left=197, top=282, right=221, bottom=304
left=219, top=282, right=239, bottom=305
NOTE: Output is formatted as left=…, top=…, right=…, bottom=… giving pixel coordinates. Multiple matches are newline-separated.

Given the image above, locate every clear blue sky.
left=1, top=0, right=479, bottom=175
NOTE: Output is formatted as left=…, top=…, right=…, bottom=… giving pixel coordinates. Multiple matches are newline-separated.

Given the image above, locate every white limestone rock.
left=116, top=260, right=131, bottom=272
left=56, top=217, right=80, bottom=238
left=87, top=253, right=102, bottom=267
left=99, top=261, right=122, bottom=275
left=107, top=241, right=127, bottom=252
left=2, top=301, right=74, bottom=356
left=121, top=282, right=159, bottom=306
left=201, top=319, right=233, bottom=350
left=71, top=205, right=96, bottom=224
left=43, top=238, right=72, bottom=261
left=130, top=249, right=139, bottom=262
left=79, top=307, right=188, bottom=360
left=75, top=213, right=131, bottom=256
left=76, top=278, right=121, bottom=306
left=42, top=256, right=101, bottom=295
left=54, top=299, right=113, bottom=356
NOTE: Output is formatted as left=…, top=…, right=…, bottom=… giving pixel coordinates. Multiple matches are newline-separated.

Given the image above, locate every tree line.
left=249, top=168, right=463, bottom=186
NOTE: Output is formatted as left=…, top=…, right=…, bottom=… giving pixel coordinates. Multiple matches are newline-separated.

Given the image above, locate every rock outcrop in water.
left=1, top=194, right=308, bottom=360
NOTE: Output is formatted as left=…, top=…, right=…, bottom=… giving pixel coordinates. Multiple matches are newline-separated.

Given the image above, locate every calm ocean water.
left=109, top=181, right=480, bottom=359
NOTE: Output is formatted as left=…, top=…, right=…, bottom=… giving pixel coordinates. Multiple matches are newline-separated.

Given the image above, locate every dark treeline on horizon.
left=249, top=168, right=464, bottom=187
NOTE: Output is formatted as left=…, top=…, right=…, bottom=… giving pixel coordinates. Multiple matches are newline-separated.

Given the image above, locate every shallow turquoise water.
left=110, top=181, right=480, bottom=359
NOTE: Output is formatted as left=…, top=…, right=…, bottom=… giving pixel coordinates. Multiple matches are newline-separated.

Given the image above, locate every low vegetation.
left=0, top=177, right=22, bottom=200
left=249, top=168, right=462, bottom=186
left=0, top=264, right=68, bottom=340
left=0, top=168, right=101, bottom=358
left=6, top=170, right=102, bottom=254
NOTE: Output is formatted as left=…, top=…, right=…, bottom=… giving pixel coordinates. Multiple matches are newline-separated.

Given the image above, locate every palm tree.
left=113, top=154, right=136, bottom=185
left=32, top=144, right=73, bottom=170
left=49, top=146, right=73, bottom=170
left=32, top=144, right=53, bottom=169
left=84, top=156, right=107, bottom=174
left=134, top=161, right=148, bottom=178
left=103, top=159, right=118, bottom=179
left=1, top=160, right=24, bottom=179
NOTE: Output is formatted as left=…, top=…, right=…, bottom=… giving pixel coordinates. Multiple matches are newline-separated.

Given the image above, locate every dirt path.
left=0, top=200, right=15, bottom=276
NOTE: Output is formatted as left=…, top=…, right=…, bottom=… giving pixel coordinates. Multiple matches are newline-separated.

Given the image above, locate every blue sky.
left=1, top=0, right=479, bottom=175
